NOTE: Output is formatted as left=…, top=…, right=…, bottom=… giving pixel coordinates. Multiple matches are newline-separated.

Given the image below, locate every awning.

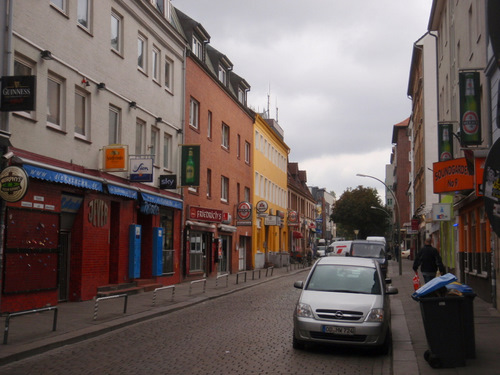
left=186, top=220, right=216, bottom=232
left=23, top=164, right=103, bottom=191
left=141, top=192, right=183, bottom=209
left=108, top=184, right=138, bottom=199
left=218, top=224, right=237, bottom=233
left=293, top=231, right=303, bottom=239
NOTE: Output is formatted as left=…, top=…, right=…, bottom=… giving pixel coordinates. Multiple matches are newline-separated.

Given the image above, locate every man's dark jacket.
left=413, top=244, right=446, bottom=274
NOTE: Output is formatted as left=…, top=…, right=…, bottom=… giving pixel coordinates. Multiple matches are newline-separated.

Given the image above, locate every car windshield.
left=306, top=264, right=381, bottom=295
left=351, top=243, right=385, bottom=259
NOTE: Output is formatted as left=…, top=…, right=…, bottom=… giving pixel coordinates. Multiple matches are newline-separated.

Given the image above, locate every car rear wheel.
left=292, top=331, right=305, bottom=350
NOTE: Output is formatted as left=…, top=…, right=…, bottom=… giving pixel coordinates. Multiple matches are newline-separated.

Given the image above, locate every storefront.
left=0, top=156, right=183, bottom=313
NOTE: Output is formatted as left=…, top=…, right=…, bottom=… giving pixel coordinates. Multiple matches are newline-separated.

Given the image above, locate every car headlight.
left=365, top=308, right=384, bottom=322
left=296, top=302, right=313, bottom=318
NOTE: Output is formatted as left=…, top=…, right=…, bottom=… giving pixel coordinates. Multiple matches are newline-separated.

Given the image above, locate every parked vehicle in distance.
left=293, top=256, right=398, bottom=354
left=327, top=240, right=352, bottom=256
left=316, top=245, right=327, bottom=257
left=347, top=240, right=389, bottom=277
left=401, top=249, right=410, bottom=259
left=366, top=236, right=386, bottom=245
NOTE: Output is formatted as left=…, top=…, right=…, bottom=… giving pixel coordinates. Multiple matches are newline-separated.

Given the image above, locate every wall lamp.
left=156, top=117, right=162, bottom=123
left=129, top=101, right=137, bottom=109
left=81, top=78, right=90, bottom=87
left=97, top=82, right=106, bottom=90
left=41, top=50, right=53, bottom=60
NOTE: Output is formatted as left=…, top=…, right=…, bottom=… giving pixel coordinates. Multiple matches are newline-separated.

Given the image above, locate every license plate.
left=323, top=326, right=355, bottom=335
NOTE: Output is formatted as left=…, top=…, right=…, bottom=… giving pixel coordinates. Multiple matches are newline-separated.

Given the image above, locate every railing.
left=236, top=271, right=247, bottom=284
left=3, top=306, right=58, bottom=344
left=93, top=294, right=128, bottom=320
left=266, top=266, right=274, bottom=277
left=152, top=285, right=176, bottom=306
left=216, top=274, right=229, bottom=288
left=252, top=269, right=261, bottom=280
left=189, top=279, right=206, bottom=295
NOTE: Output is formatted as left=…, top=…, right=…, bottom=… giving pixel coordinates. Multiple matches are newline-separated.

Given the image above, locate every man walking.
left=413, top=238, right=446, bottom=283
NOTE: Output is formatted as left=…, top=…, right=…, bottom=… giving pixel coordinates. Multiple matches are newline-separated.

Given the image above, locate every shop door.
left=238, top=237, right=246, bottom=271
left=58, top=231, right=70, bottom=301
left=218, top=235, right=230, bottom=273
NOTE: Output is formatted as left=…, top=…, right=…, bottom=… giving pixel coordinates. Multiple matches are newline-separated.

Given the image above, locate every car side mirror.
left=294, top=280, right=304, bottom=289
left=386, top=286, right=398, bottom=295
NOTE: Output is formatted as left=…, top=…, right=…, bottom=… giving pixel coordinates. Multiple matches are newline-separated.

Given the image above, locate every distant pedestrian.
left=413, top=238, right=446, bottom=283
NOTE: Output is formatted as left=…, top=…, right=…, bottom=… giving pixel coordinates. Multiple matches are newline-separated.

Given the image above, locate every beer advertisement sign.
left=180, top=145, right=200, bottom=187
left=459, top=71, right=482, bottom=146
left=0, top=166, right=29, bottom=202
left=103, top=145, right=128, bottom=171
left=438, top=123, right=454, bottom=161
left=1, top=75, right=36, bottom=112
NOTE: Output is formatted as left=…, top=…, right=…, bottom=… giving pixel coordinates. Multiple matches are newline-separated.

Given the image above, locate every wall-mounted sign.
left=159, top=175, right=177, bottom=189
left=189, top=206, right=222, bottom=223
left=237, top=201, right=252, bottom=220
left=256, top=200, right=268, bottom=213
left=1, top=75, right=36, bottom=112
left=433, top=158, right=474, bottom=193
left=484, top=137, right=500, bottom=236
left=432, top=203, right=452, bottom=221
left=88, top=199, right=108, bottom=227
left=288, top=210, right=298, bottom=224
left=0, top=166, right=29, bottom=203
left=459, top=71, right=482, bottom=146
left=181, top=145, right=200, bottom=186
left=130, top=157, right=153, bottom=182
left=102, top=145, right=128, bottom=171
left=265, top=215, right=281, bottom=226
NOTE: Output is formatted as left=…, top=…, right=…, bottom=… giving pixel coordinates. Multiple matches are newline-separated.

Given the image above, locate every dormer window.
left=238, top=87, right=246, bottom=105
left=192, top=36, right=203, bottom=60
left=152, top=0, right=171, bottom=19
left=218, top=65, right=227, bottom=85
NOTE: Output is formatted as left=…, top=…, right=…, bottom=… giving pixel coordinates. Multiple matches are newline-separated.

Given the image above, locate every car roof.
left=351, top=240, right=386, bottom=245
left=315, top=256, right=377, bottom=268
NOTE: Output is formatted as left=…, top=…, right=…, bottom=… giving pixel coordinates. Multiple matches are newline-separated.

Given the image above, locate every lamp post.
left=357, top=174, right=402, bottom=275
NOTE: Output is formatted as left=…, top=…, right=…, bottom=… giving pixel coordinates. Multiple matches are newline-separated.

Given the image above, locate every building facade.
left=252, top=114, right=289, bottom=269
left=1, top=0, right=186, bottom=312
left=176, top=9, right=254, bottom=279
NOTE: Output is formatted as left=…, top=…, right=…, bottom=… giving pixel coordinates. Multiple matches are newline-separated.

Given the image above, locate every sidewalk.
left=1, top=259, right=500, bottom=374
left=389, top=258, right=500, bottom=375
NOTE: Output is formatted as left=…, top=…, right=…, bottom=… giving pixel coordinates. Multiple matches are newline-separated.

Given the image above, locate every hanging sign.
left=483, top=137, right=500, bottom=236
left=1, top=75, right=36, bottom=112
left=0, top=166, right=29, bottom=202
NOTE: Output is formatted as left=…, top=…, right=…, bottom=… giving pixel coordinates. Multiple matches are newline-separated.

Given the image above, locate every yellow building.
left=252, top=114, right=290, bottom=269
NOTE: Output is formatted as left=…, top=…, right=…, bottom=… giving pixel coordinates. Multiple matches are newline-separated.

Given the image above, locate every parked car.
left=327, top=240, right=352, bottom=256
left=293, top=256, right=398, bottom=354
left=347, top=240, right=389, bottom=277
left=316, top=245, right=327, bottom=257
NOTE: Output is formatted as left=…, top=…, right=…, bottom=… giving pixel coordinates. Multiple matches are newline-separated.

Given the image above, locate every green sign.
left=438, top=123, right=454, bottom=161
left=459, top=72, right=481, bottom=145
left=180, top=145, right=200, bottom=187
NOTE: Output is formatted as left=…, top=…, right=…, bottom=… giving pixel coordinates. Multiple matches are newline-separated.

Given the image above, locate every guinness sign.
left=1, top=75, right=36, bottom=112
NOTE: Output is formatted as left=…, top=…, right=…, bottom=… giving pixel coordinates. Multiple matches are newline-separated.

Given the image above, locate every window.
left=74, top=90, right=89, bottom=138
left=150, top=126, right=159, bottom=161
left=237, top=134, right=241, bottom=158
left=109, top=106, right=120, bottom=144
left=192, top=36, right=203, bottom=60
left=244, top=187, right=250, bottom=202
left=137, top=35, right=146, bottom=71
left=238, top=87, right=246, bottom=104
left=47, top=75, right=63, bottom=127
left=189, top=98, right=199, bottom=129
left=153, top=0, right=170, bottom=19
left=207, top=111, right=212, bottom=139
left=135, top=119, right=145, bottom=154
left=218, top=65, right=226, bottom=85
left=152, top=47, right=160, bottom=82
left=245, top=141, right=250, bottom=163
left=221, top=176, right=229, bottom=202
left=207, top=169, right=212, bottom=197
left=163, top=133, right=171, bottom=169
left=222, top=123, right=229, bottom=149
left=77, top=0, right=90, bottom=29
left=111, top=12, right=122, bottom=52
left=14, top=58, right=34, bottom=116
left=164, top=57, right=172, bottom=90
left=51, top=0, right=66, bottom=12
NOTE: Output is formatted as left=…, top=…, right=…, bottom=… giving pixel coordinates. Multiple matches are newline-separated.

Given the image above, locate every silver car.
left=293, top=256, right=398, bottom=354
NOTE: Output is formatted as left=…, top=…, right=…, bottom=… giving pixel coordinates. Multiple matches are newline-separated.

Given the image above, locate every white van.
left=366, top=236, right=386, bottom=245
left=327, top=240, right=352, bottom=256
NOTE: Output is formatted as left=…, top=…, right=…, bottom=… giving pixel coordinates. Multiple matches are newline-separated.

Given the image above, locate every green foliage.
left=331, top=185, right=391, bottom=240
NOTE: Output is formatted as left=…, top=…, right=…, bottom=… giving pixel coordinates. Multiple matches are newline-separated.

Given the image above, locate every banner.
left=180, top=145, right=200, bottom=187
left=438, top=123, right=454, bottom=161
left=459, top=72, right=482, bottom=145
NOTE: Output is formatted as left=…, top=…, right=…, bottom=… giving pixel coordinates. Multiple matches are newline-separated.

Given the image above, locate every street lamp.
left=357, top=173, right=402, bottom=275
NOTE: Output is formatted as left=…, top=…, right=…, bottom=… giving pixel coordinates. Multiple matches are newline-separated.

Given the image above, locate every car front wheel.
left=292, top=330, right=305, bottom=350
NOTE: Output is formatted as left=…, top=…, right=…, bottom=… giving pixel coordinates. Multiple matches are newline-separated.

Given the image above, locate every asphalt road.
left=1, top=272, right=390, bottom=375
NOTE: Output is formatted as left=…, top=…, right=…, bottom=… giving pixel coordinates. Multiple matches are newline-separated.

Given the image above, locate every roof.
left=391, top=117, right=410, bottom=144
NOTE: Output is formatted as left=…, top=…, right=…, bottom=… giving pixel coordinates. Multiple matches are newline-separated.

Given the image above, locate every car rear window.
left=351, top=244, right=385, bottom=259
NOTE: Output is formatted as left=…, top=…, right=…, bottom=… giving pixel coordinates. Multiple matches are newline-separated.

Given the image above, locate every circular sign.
left=256, top=200, right=268, bottom=213
left=237, top=201, right=252, bottom=220
left=0, top=166, right=29, bottom=203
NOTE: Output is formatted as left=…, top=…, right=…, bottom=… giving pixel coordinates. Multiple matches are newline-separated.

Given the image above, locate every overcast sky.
left=174, top=0, right=434, bottom=200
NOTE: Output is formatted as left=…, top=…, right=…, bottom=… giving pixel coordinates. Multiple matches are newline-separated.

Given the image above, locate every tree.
left=331, top=185, right=390, bottom=240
